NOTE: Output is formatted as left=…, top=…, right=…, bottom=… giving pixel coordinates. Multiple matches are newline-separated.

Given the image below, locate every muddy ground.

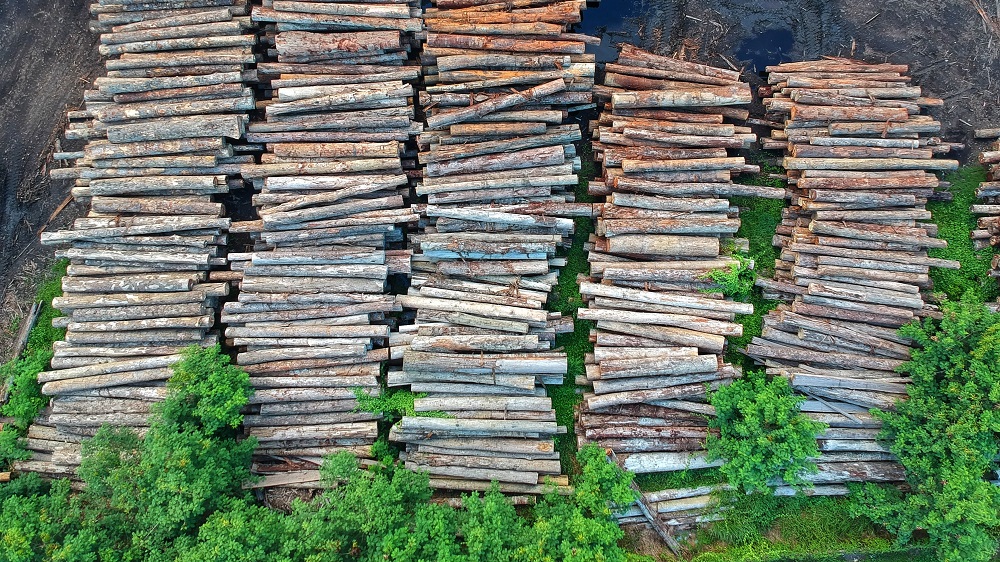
left=0, top=0, right=100, bottom=360
left=2, top=0, right=999, bottom=360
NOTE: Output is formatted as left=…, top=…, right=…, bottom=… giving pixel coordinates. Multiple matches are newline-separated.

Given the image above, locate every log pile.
left=576, top=46, right=779, bottom=480
left=21, top=0, right=255, bottom=479
left=748, top=58, right=962, bottom=484
left=973, top=128, right=1000, bottom=312
left=226, top=1, right=423, bottom=487
left=385, top=0, right=597, bottom=494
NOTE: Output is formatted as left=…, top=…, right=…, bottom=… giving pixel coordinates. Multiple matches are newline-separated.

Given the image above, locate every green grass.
left=927, top=165, right=999, bottom=303
left=547, top=142, right=598, bottom=475
left=687, top=494, right=928, bottom=562
left=634, top=468, right=725, bottom=493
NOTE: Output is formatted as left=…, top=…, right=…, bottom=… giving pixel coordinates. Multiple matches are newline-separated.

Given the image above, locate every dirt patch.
left=0, top=0, right=102, bottom=361
left=580, top=0, right=1000, bottom=154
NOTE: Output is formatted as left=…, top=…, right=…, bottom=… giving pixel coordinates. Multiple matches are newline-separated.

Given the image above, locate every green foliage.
left=731, top=159, right=787, bottom=280
left=848, top=295, right=1000, bottom=562
left=461, top=484, right=526, bottom=561
left=175, top=499, right=294, bottom=562
left=0, top=478, right=78, bottom=562
left=158, top=345, right=252, bottom=434
left=574, top=142, right=597, bottom=205
left=1, top=349, right=52, bottom=431
left=728, top=169, right=786, bottom=370
left=0, top=345, right=258, bottom=561
left=0, top=429, right=31, bottom=467
left=518, top=445, right=636, bottom=562
left=927, top=166, right=999, bottom=303
left=352, top=387, right=449, bottom=419
left=704, top=490, right=781, bottom=546
left=0, top=426, right=637, bottom=562
left=726, top=293, right=780, bottom=370
left=705, top=253, right=755, bottom=301
left=707, top=373, right=825, bottom=493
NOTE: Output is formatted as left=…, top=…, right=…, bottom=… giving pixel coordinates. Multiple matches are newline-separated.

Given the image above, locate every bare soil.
left=0, top=0, right=101, bottom=361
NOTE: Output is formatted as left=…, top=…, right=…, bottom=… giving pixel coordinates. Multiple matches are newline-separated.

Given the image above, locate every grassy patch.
left=547, top=142, right=597, bottom=474
left=688, top=494, right=927, bottom=562
left=0, top=260, right=67, bottom=468
left=927, top=165, right=999, bottom=303
left=633, top=468, right=725, bottom=493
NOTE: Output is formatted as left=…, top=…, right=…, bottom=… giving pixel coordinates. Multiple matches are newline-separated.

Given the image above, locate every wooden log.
left=784, top=157, right=958, bottom=172
left=426, top=33, right=585, bottom=55
left=746, top=343, right=905, bottom=372
left=579, top=309, right=741, bottom=337
left=596, top=354, right=719, bottom=379
left=612, top=86, right=752, bottom=109
left=621, top=452, right=721, bottom=474
left=392, top=417, right=560, bottom=438
left=41, top=367, right=175, bottom=395
left=602, top=235, right=719, bottom=257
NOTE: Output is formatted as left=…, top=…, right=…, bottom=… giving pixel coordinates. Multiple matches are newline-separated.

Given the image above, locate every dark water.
left=576, top=0, right=836, bottom=69
left=578, top=0, right=645, bottom=63
left=736, top=28, right=795, bottom=73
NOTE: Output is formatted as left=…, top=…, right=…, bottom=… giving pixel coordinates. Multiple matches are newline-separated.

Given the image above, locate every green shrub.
left=848, top=294, right=1000, bottom=562
left=707, top=372, right=825, bottom=493
left=705, top=252, right=755, bottom=301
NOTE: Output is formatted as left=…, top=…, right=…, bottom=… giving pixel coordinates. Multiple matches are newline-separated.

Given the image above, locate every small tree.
left=707, top=372, right=825, bottom=493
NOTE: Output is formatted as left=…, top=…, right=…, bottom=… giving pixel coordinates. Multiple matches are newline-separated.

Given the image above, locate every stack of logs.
left=18, top=0, right=255, bottom=479
left=748, top=58, right=962, bottom=489
left=576, top=47, right=783, bottom=510
left=973, top=128, right=1000, bottom=313
left=385, top=0, right=598, bottom=494
left=224, top=0, right=423, bottom=488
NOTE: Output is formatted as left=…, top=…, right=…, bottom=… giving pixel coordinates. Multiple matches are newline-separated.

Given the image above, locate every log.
left=41, top=367, right=175, bottom=395
left=612, top=86, right=752, bottom=109
left=621, top=452, right=722, bottom=474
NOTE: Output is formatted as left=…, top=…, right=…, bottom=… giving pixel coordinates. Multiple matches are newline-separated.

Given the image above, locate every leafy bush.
left=0, top=345, right=258, bottom=562
left=705, top=252, right=755, bottom=301
left=707, top=372, right=825, bottom=493
left=504, top=444, right=636, bottom=562
left=0, top=403, right=637, bottom=562
left=848, top=294, right=1000, bottom=562
left=159, top=345, right=252, bottom=434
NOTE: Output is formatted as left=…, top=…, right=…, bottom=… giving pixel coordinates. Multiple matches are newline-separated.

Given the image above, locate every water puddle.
left=736, top=28, right=795, bottom=73
left=578, top=0, right=645, bottom=62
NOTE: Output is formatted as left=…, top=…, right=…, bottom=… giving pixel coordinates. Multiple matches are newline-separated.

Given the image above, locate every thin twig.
left=971, top=0, right=1000, bottom=38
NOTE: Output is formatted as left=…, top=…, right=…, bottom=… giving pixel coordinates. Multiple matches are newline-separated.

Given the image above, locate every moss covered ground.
left=928, top=165, right=999, bottom=303
left=726, top=164, right=786, bottom=370
left=547, top=142, right=597, bottom=474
